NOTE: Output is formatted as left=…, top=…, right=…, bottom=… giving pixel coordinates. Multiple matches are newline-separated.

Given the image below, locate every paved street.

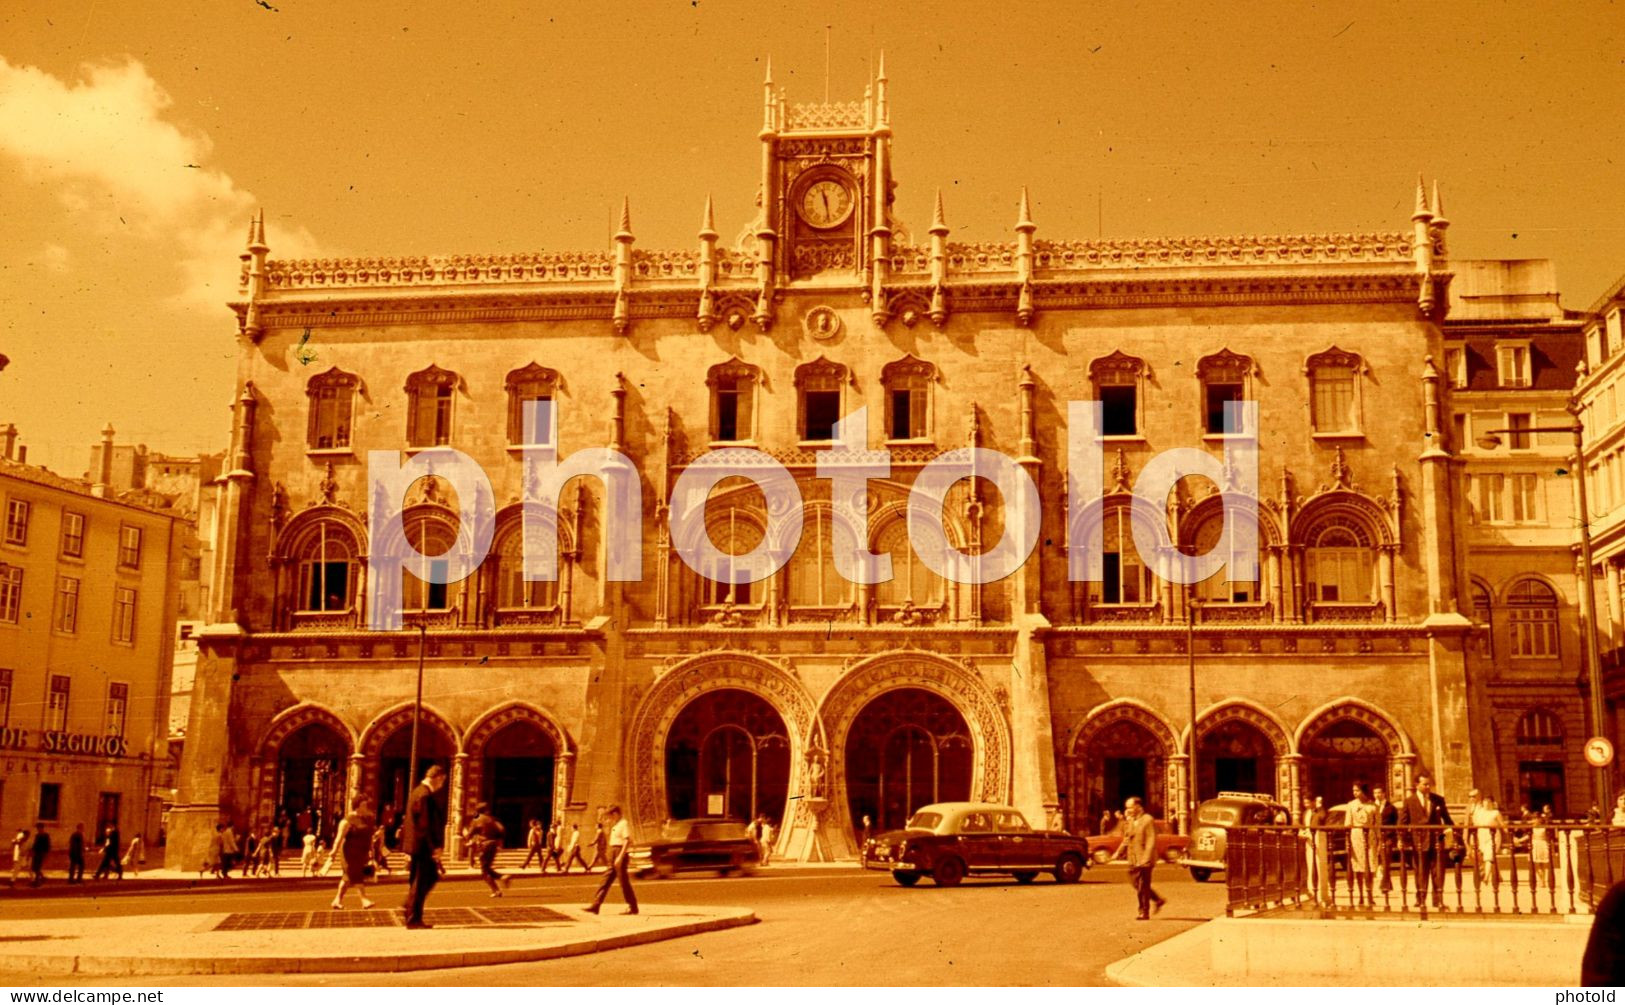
left=0, top=864, right=1225, bottom=985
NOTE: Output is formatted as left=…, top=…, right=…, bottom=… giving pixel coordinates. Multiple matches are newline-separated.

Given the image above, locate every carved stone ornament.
left=318, top=462, right=340, bottom=506
left=804, top=306, right=843, bottom=342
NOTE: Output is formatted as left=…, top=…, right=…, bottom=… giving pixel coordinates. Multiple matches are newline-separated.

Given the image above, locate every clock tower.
left=752, top=56, right=897, bottom=295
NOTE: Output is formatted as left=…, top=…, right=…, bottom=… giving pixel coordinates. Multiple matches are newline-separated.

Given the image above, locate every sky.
left=0, top=1, right=1621, bottom=473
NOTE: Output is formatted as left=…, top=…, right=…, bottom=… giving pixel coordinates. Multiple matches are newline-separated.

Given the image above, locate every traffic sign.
left=1584, top=736, right=1615, bottom=768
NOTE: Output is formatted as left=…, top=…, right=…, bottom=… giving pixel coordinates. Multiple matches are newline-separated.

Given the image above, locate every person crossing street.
left=1110, top=796, right=1165, bottom=921
left=583, top=805, right=637, bottom=915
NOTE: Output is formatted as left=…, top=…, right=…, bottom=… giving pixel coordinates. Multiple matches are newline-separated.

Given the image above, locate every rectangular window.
left=412, top=385, right=453, bottom=447
left=889, top=389, right=916, bottom=439
left=105, top=682, right=128, bottom=738
left=803, top=390, right=841, bottom=441
left=521, top=395, right=555, bottom=447
left=1510, top=474, right=1542, bottom=524
left=118, top=525, right=142, bottom=569
left=55, top=576, right=80, bottom=634
left=61, top=512, right=85, bottom=558
left=1100, top=386, right=1137, bottom=436
left=1507, top=413, right=1533, bottom=451
left=311, top=385, right=353, bottom=449
left=303, top=561, right=350, bottom=612
left=3, top=498, right=28, bottom=546
left=1205, top=383, right=1245, bottom=435
left=113, top=587, right=137, bottom=644
left=1453, top=414, right=1468, bottom=454
left=1511, top=609, right=1558, bottom=658
left=0, top=668, right=11, bottom=727
left=715, top=379, right=745, bottom=442
left=97, top=792, right=120, bottom=835
left=1479, top=474, right=1506, bottom=523
left=1497, top=344, right=1532, bottom=388
left=38, top=783, right=61, bottom=822
left=0, top=566, right=20, bottom=624
left=47, top=675, right=69, bottom=732
left=1445, top=347, right=1467, bottom=388
left=1311, top=371, right=1356, bottom=433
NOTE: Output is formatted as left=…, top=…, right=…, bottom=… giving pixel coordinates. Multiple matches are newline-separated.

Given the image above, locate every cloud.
left=0, top=56, right=318, bottom=305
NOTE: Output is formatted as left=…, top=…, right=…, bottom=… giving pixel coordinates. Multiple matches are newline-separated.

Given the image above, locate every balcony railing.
left=1224, top=823, right=1625, bottom=919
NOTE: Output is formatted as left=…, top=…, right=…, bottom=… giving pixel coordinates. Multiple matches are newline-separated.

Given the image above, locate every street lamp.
left=1477, top=411, right=1613, bottom=809
left=407, top=619, right=428, bottom=789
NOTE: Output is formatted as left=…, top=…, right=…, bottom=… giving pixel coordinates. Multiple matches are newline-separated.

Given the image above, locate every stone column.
left=347, top=753, right=365, bottom=806
left=448, top=752, right=468, bottom=861
left=1281, top=753, right=1304, bottom=810
left=1169, top=753, right=1191, bottom=835
left=1379, top=547, right=1397, bottom=621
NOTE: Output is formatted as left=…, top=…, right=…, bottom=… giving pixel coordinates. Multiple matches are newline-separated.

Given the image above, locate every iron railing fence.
left=1224, top=823, right=1625, bottom=919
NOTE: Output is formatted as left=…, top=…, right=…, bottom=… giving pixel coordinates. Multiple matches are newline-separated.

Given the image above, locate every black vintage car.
left=862, top=802, right=1092, bottom=887
left=629, top=818, right=760, bottom=878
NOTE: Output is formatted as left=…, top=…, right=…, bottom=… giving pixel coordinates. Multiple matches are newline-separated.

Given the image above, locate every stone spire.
left=875, top=50, right=889, bottom=126
left=1015, top=188, right=1037, bottom=326
left=241, top=209, right=270, bottom=342
left=613, top=197, right=634, bottom=335
left=697, top=195, right=718, bottom=332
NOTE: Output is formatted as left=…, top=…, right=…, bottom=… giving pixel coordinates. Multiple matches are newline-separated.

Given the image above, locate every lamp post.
left=407, top=620, right=427, bottom=788
left=1477, top=411, right=1613, bottom=808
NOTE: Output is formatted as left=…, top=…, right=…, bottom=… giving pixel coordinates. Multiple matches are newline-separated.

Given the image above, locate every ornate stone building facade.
left=169, top=68, right=1484, bottom=865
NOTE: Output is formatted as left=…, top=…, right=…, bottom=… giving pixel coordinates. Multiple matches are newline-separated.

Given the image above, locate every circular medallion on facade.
left=804, top=306, right=842, bottom=342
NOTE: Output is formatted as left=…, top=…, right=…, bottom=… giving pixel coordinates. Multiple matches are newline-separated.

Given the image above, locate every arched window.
left=401, top=514, right=457, bottom=611
left=1305, top=521, right=1375, bottom=604
left=492, top=528, right=558, bottom=611
left=505, top=363, right=559, bottom=448
left=1185, top=511, right=1257, bottom=604
left=698, top=507, right=766, bottom=607
left=1515, top=709, right=1563, bottom=747
left=795, top=358, right=849, bottom=442
left=294, top=521, right=357, bottom=613
left=306, top=369, right=359, bottom=451
left=707, top=359, right=759, bottom=443
left=1306, top=347, right=1364, bottom=435
left=786, top=510, right=857, bottom=608
left=1090, top=506, right=1155, bottom=605
left=1508, top=579, right=1559, bottom=658
left=1196, top=349, right=1254, bottom=436
left=1090, top=351, right=1147, bottom=438
left=405, top=365, right=458, bottom=448
left=881, top=356, right=935, bottom=441
left=875, top=519, right=943, bottom=608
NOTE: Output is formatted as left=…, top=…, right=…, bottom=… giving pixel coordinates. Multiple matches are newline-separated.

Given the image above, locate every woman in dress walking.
left=1471, top=794, right=1506, bottom=891
left=1344, top=783, right=1376, bottom=907
left=329, top=801, right=377, bottom=909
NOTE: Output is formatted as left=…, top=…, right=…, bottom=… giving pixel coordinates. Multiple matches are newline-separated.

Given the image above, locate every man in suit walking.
left=1110, top=796, right=1165, bottom=920
left=400, top=764, right=447, bottom=929
left=1371, top=784, right=1399, bottom=894
left=1399, top=772, right=1453, bottom=910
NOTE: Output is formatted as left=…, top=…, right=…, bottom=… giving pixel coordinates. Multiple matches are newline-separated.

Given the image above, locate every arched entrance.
left=276, top=720, right=349, bottom=846
left=845, top=688, right=973, bottom=832
left=481, top=721, right=555, bottom=846
left=1301, top=719, right=1389, bottom=802
left=1081, top=718, right=1168, bottom=828
left=664, top=689, right=791, bottom=822
left=1196, top=706, right=1287, bottom=802
left=372, top=717, right=456, bottom=821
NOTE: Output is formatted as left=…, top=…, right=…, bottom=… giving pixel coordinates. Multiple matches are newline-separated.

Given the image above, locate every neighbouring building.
left=0, top=426, right=181, bottom=852
left=1444, top=259, right=1591, bottom=816
left=171, top=66, right=1499, bottom=867
left=1575, top=273, right=1625, bottom=802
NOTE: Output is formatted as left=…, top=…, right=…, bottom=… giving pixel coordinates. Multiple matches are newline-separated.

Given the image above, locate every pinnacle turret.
left=699, top=194, right=717, bottom=242
left=929, top=188, right=949, bottom=236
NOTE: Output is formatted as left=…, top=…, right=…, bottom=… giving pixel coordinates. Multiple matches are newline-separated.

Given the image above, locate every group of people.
left=518, top=818, right=599, bottom=875
left=394, top=765, right=640, bottom=927
left=1294, top=778, right=1625, bottom=909
left=9, top=823, right=143, bottom=887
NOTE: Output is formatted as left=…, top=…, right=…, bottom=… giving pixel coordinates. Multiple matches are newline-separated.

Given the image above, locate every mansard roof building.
left=169, top=66, right=1513, bottom=865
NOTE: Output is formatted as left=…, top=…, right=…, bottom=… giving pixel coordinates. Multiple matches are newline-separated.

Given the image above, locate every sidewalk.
left=0, top=902, right=757, bottom=976
left=2, top=858, right=863, bottom=898
left=1106, top=915, right=1590, bottom=987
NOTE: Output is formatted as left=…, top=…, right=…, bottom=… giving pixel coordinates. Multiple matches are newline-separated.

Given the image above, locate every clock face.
left=799, top=179, right=854, bottom=229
